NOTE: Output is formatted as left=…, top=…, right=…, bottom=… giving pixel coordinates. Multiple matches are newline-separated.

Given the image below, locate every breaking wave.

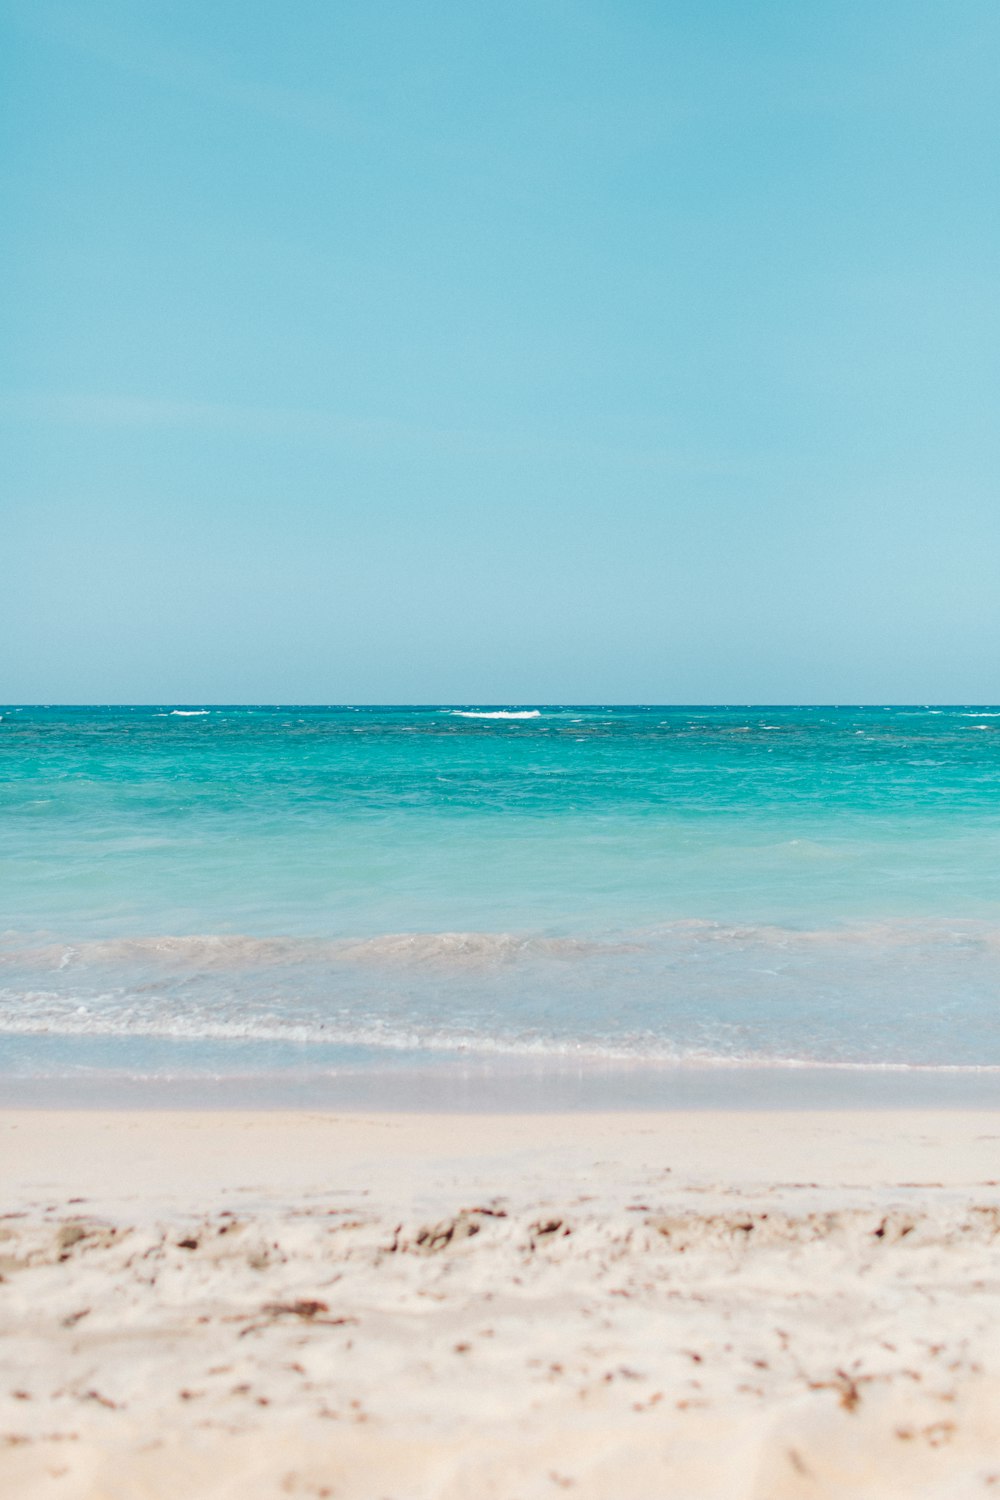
left=0, top=930, right=637, bottom=973
left=4, top=920, right=1000, bottom=1072
left=4, top=919, right=1000, bottom=976
left=3, top=997, right=1000, bottom=1072
left=450, top=710, right=541, bottom=719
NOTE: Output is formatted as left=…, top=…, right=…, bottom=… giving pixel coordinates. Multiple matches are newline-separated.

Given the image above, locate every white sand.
left=3, top=1108, right=1000, bottom=1497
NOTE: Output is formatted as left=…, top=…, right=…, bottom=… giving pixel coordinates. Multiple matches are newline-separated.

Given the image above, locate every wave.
left=0, top=930, right=637, bottom=973
left=5, top=920, right=1000, bottom=976
left=2, top=1001, right=1000, bottom=1073
left=169, top=709, right=210, bottom=716
left=5, top=919, right=1000, bottom=1071
left=450, top=710, right=541, bottom=719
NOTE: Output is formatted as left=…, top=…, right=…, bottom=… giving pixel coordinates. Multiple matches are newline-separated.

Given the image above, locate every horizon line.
left=4, top=703, right=1000, bottom=712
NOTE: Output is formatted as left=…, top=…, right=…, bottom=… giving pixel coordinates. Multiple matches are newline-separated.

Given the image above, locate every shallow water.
left=3, top=705, right=1000, bottom=1093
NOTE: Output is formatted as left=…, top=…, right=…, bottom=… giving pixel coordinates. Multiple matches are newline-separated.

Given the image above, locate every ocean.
left=3, top=705, right=1000, bottom=1106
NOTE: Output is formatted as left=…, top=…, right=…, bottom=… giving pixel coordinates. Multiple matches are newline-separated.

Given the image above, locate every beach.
left=4, top=1107, right=1000, bottom=1498
left=5, top=707, right=1000, bottom=1492
left=9, top=0, right=1000, bottom=1479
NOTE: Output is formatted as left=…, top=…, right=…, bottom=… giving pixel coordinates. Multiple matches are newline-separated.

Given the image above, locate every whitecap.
left=170, top=710, right=210, bottom=716
left=451, top=710, right=541, bottom=719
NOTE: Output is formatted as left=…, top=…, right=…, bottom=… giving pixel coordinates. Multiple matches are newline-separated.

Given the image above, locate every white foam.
left=2, top=1002, right=1000, bottom=1074
left=170, top=709, right=210, bottom=716
left=7, top=920, right=1000, bottom=1075
left=451, top=710, right=541, bottom=719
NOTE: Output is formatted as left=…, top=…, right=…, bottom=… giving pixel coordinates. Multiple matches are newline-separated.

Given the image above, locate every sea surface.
left=3, top=705, right=1000, bottom=1105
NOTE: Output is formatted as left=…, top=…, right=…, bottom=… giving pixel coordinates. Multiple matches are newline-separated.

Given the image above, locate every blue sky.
left=3, top=0, right=999, bottom=702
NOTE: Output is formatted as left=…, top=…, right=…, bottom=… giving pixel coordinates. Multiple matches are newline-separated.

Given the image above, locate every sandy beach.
left=3, top=1109, right=1000, bottom=1497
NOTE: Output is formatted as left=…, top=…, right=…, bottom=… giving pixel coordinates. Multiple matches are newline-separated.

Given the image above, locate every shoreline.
left=4, top=1108, right=1000, bottom=1495
left=4, top=1057, right=1000, bottom=1111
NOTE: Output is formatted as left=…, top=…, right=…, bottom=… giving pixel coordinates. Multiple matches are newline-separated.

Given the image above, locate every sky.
left=2, top=0, right=999, bottom=703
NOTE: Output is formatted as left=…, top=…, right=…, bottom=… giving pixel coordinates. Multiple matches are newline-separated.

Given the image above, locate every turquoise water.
left=3, top=705, right=1000, bottom=1086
